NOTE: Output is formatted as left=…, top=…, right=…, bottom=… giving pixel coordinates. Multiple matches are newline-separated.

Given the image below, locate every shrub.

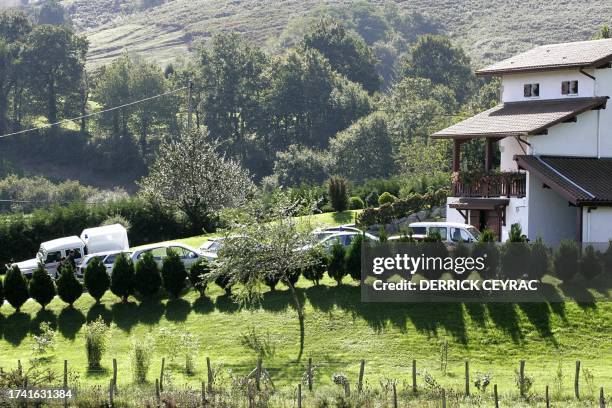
left=29, top=264, right=56, bottom=309
left=580, top=244, right=602, bottom=280
left=302, top=249, right=328, bottom=285
left=554, top=239, right=580, bottom=282
left=85, top=317, right=111, bottom=369
left=56, top=263, right=83, bottom=306
left=131, top=338, right=151, bottom=384
left=84, top=257, right=110, bottom=303
left=4, top=265, right=29, bottom=311
left=0, top=274, right=3, bottom=306
left=264, top=272, right=281, bottom=291
left=161, top=249, right=187, bottom=298
left=479, top=228, right=497, bottom=242
left=134, top=251, right=162, bottom=298
left=32, top=322, right=56, bottom=355
left=215, top=273, right=232, bottom=293
left=378, top=191, right=397, bottom=206
left=110, top=253, right=135, bottom=302
left=327, top=242, right=347, bottom=285
left=348, top=196, right=364, bottom=210
left=508, top=223, right=526, bottom=242
left=345, top=234, right=364, bottom=281
left=100, top=214, right=131, bottom=231
left=328, top=177, right=348, bottom=212
left=527, top=238, right=549, bottom=279
left=500, top=225, right=529, bottom=279
left=364, top=191, right=379, bottom=207
left=189, top=258, right=210, bottom=296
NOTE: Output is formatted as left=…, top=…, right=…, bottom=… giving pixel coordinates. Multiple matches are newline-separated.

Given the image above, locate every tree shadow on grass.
left=192, top=296, right=214, bottom=315
left=165, top=298, right=190, bottom=322
left=86, top=303, right=113, bottom=325
left=86, top=366, right=109, bottom=378
left=57, top=307, right=85, bottom=340
left=260, top=287, right=300, bottom=313
left=517, top=302, right=557, bottom=345
left=558, top=282, right=597, bottom=310
left=4, top=312, right=30, bottom=346
left=111, top=302, right=139, bottom=332
left=486, top=303, right=523, bottom=343
left=305, top=284, right=335, bottom=313
left=215, top=292, right=239, bottom=314
left=31, top=309, right=58, bottom=333
left=464, top=303, right=487, bottom=328
left=138, top=299, right=165, bottom=325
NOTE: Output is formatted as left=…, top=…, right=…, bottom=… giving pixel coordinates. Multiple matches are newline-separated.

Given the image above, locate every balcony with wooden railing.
left=451, top=171, right=527, bottom=198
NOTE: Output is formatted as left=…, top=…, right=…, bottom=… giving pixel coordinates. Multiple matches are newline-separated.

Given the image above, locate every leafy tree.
left=110, top=253, right=135, bottom=302
left=328, top=176, right=348, bottom=212
left=327, top=242, right=347, bottom=285
left=29, top=263, right=56, bottom=309
left=56, top=263, right=83, bottom=306
left=329, top=112, right=395, bottom=183
left=21, top=24, right=88, bottom=127
left=302, top=248, right=327, bottom=285
left=161, top=249, right=187, bottom=298
left=84, top=256, right=110, bottom=303
left=348, top=196, right=364, bottom=210
left=593, top=24, right=611, bottom=39
left=4, top=265, right=29, bottom=311
left=189, top=258, right=210, bottom=297
left=400, top=35, right=475, bottom=102
left=134, top=251, right=162, bottom=298
left=36, top=0, right=68, bottom=25
left=378, top=191, right=397, bottom=205
left=302, top=18, right=381, bottom=93
left=273, top=144, right=330, bottom=187
left=346, top=233, right=364, bottom=281
left=580, top=245, right=602, bottom=280
left=139, top=128, right=254, bottom=233
left=554, top=240, right=580, bottom=282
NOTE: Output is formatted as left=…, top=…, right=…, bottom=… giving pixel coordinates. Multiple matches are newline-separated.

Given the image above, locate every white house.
left=434, top=38, right=612, bottom=245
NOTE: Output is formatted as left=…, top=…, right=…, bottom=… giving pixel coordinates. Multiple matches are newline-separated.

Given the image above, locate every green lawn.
left=0, top=209, right=610, bottom=405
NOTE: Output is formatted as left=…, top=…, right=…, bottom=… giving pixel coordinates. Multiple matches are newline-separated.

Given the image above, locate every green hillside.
left=59, top=0, right=611, bottom=68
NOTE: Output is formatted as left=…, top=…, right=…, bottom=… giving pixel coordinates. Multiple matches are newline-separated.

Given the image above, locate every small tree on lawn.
left=134, top=251, right=162, bottom=298
left=161, top=249, right=187, bottom=298
left=345, top=234, right=364, bottom=281
left=4, top=265, right=29, bottom=312
left=207, top=196, right=319, bottom=361
left=528, top=238, right=549, bottom=279
left=85, top=317, right=111, bottom=370
left=302, top=248, right=328, bottom=285
left=554, top=239, right=580, bottom=282
left=84, top=257, right=110, bottom=303
left=328, top=176, right=348, bottom=212
left=56, top=263, right=83, bottom=307
left=111, top=253, right=135, bottom=302
left=580, top=244, right=602, bottom=280
left=189, top=258, right=210, bottom=297
left=328, top=242, right=347, bottom=285
left=29, top=264, right=56, bottom=309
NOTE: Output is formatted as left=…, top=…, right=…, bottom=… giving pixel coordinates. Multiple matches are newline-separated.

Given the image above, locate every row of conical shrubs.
left=0, top=250, right=211, bottom=312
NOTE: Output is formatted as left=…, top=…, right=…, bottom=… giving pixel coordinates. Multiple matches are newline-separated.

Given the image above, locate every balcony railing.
left=452, top=171, right=526, bottom=198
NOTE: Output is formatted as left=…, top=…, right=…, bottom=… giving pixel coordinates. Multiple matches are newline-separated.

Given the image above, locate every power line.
left=0, top=86, right=188, bottom=140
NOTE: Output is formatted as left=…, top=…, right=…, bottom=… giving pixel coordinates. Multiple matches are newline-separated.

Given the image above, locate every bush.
left=508, top=223, right=526, bottom=242
left=131, top=339, right=151, bottom=384
left=84, top=257, right=110, bottom=303
left=134, top=252, right=162, bottom=298
left=264, top=272, right=281, bottom=291
left=189, top=258, right=210, bottom=296
left=580, top=244, right=602, bottom=280
left=29, top=264, right=56, bottom=309
left=111, top=253, right=135, bottom=302
left=500, top=224, right=529, bottom=279
left=378, top=191, right=397, bottom=206
left=302, top=249, right=328, bottom=285
left=327, top=243, right=347, bottom=285
left=554, top=240, right=580, bottom=282
left=56, top=263, right=83, bottom=306
left=4, top=265, right=29, bottom=311
left=328, top=177, right=348, bottom=212
left=215, top=273, right=232, bottom=293
left=345, top=234, right=364, bottom=281
left=528, top=238, right=549, bottom=279
left=364, top=191, right=379, bottom=207
left=85, top=317, right=110, bottom=369
left=348, top=196, right=364, bottom=210
left=161, top=249, right=187, bottom=298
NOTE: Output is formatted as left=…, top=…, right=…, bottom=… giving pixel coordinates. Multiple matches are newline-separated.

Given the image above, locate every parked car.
left=76, top=250, right=132, bottom=278
left=301, top=230, right=378, bottom=252
left=407, top=222, right=481, bottom=243
left=130, top=243, right=202, bottom=269
left=199, top=237, right=226, bottom=261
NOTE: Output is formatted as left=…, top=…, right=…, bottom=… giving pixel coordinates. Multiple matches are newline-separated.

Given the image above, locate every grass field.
left=0, top=210, right=610, bottom=406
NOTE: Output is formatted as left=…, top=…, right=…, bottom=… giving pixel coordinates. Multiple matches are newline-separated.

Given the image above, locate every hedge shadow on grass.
left=192, top=296, right=214, bottom=315
left=86, top=303, right=113, bottom=325
left=260, top=287, right=302, bottom=313
left=57, top=307, right=85, bottom=340
left=464, top=303, right=487, bottom=328
left=111, top=302, right=139, bottom=332
left=138, top=299, right=165, bottom=325
left=517, top=302, right=557, bottom=345
left=215, top=292, right=239, bottom=313
left=165, top=298, right=190, bottom=322
left=486, top=303, right=523, bottom=343
left=3, top=312, right=30, bottom=346
left=31, top=309, right=58, bottom=333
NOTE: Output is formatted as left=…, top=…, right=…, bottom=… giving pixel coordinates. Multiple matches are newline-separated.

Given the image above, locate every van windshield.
left=468, top=227, right=481, bottom=241
left=410, top=227, right=427, bottom=235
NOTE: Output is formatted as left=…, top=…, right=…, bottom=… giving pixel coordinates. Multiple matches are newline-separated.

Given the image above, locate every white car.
left=76, top=250, right=132, bottom=278
left=130, top=243, right=202, bottom=269
left=199, top=237, right=226, bottom=261
left=407, top=222, right=481, bottom=243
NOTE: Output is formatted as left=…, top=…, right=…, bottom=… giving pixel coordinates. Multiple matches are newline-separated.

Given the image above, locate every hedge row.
left=356, top=188, right=449, bottom=227
left=0, top=199, right=197, bottom=267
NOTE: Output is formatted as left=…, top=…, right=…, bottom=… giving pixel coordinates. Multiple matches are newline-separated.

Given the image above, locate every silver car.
left=76, top=250, right=131, bottom=278
left=130, top=243, right=202, bottom=269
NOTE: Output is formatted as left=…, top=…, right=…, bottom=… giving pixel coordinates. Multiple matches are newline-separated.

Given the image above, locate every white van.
left=408, top=222, right=481, bottom=243
left=12, top=224, right=129, bottom=277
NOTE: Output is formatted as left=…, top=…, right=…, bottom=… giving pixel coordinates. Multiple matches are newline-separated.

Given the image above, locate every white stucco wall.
left=527, top=110, right=600, bottom=157
left=595, top=68, right=612, bottom=157
left=499, top=137, right=529, bottom=171
left=526, top=172, right=577, bottom=246
left=446, top=197, right=465, bottom=224
left=501, top=70, right=595, bottom=102
left=582, top=207, right=612, bottom=243
left=502, top=197, right=528, bottom=241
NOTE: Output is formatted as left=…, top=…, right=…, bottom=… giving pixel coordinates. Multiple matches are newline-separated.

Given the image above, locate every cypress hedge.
left=29, top=264, right=56, bottom=309
left=111, top=253, right=135, bottom=302
left=84, top=256, right=110, bottom=303
left=134, top=251, right=162, bottom=298
left=189, top=258, right=210, bottom=297
left=161, top=250, right=187, bottom=298
left=56, top=264, right=83, bottom=306
left=4, top=265, right=29, bottom=311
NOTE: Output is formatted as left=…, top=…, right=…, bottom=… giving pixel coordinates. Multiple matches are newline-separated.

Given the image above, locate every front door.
left=469, top=210, right=502, bottom=241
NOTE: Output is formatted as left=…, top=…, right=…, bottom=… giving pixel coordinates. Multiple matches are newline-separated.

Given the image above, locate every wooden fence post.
left=207, top=357, right=213, bottom=393
left=155, top=378, right=160, bottom=405
left=297, top=383, right=302, bottom=408
left=392, top=382, right=398, bottom=408
left=112, top=358, right=118, bottom=389
left=109, top=378, right=114, bottom=407
left=358, top=359, right=365, bottom=393
left=441, top=388, right=446, bottom=408
left=519, top=360, right=526, bottom=398
left=307, top=358, right=313, bottom=392
left=601, top=387, right=606, bottom=408
left=63, top=360, right=68, bottom=408
left=546, top=385, right=550, bottom=408
left=255, top=357, right=262, bottom=391
left=201, top=381, right=206, bottom=406
left=465, top=360, right=470, bottom=396
left=412, top=359, right=417, bottom=394
left=494, top=384, right=499, bottom=408
left=575, top=360, right=581, bottom=399
left=159, top=357, right=165, bottom=392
